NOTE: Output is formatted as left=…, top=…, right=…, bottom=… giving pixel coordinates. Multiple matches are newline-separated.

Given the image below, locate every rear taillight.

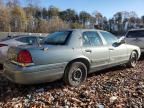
left=17, top=50, right=32, bottom=64
left=0, top=44, right=8, bottom=47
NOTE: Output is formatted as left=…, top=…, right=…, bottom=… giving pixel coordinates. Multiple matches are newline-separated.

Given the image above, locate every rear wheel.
left=64, top=62, right=87, bottom=87
left=127, top=51, right=138, bottom=68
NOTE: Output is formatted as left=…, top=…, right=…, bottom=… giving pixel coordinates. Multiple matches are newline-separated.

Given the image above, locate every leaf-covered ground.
left=0, top=56, right=144, bottom=108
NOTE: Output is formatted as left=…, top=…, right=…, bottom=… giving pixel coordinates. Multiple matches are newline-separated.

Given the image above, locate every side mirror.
left=118, top=36, right=126, bottom=44
left=113, top=36, right=125, bottom=47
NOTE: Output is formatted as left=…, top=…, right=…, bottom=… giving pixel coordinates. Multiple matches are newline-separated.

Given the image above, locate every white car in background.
left=0, top=35, right=44, bottom=67
left=125, top=29, right=144, bottom=52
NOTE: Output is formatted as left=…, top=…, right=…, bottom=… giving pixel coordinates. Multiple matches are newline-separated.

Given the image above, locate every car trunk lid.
left=7, top=46, right=35, bottom=67
left=7, top=44, right=61, bottom=66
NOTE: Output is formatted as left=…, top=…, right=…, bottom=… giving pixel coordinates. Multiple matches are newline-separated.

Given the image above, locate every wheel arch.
left=132, top=50, right=139, bottom=59
left=65, top=57, right=91, bottom=73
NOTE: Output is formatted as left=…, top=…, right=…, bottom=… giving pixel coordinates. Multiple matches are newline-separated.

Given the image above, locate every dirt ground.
left=0, top=56, right=144, bottom=108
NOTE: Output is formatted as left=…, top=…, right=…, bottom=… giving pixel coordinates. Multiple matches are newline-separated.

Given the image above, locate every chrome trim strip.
left=11, top=60, right=34, bottom=67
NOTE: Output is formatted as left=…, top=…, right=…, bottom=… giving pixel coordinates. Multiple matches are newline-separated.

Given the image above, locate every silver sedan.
left=3, top=29, right=141, bottom=87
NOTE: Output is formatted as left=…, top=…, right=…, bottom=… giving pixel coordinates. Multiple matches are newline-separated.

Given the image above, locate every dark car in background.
left=125, top=29, right=144, bottom=52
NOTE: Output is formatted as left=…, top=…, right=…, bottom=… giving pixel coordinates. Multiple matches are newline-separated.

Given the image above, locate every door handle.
left=85, top=49, right=92, bottom=53
left=109, top=48, right=114, bottom=50
left=135, top=38, right=141, bottom=41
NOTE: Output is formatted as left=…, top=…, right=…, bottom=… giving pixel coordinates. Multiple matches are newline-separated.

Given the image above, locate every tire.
left=127, top=51, right=138, bottom=68
left=64, top=62, right=87, bottom=87
left=0, top=63, right=3, bottom=70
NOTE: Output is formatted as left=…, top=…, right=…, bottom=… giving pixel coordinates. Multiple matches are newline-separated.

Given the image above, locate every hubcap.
left=72, top=68, right=82, bottom=82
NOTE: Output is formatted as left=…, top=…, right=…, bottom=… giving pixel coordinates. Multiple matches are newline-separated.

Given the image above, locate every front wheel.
left=127, top=51, right=138, bottom=68
left=64, top=62, right=87, bottom=87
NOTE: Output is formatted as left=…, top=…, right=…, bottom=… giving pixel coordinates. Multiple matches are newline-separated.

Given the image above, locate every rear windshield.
left=43, top=31, right=72, bottom=45
left=0, top=36, right=13, bottom=41
left=126, top=30, right=144, bottom=38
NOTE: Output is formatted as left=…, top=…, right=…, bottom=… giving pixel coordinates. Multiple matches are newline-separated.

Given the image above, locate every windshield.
left=100, top=31, right=118, bottom=45
left=43, top=31, right=72, bottom=45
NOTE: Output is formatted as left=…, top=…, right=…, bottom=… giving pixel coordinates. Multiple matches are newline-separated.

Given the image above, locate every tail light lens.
left=0, top=44, right=8, bottom=47
left=17, top=50, right=32, bottom=64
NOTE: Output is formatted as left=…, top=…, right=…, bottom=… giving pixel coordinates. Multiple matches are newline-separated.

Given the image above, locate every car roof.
left=12, top=35, right=44, bottom=38
left=128, top=28, right=144, bottom=31
left=59, top=29, right=107, bottom=32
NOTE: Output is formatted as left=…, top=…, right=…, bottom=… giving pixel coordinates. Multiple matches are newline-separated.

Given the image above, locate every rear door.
left=81, top=31, right=109, bottom=68
left=125, top=30, right=144, bottom=50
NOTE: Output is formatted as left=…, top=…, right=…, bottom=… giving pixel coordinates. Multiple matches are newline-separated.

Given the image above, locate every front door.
left=100, top=31, right=128, bottom=64
left=108, top=44, right=128, bottom=64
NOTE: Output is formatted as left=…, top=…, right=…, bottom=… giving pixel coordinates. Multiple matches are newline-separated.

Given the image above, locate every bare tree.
left=0, top=7, right=10, bottom=32
left=93, top=11, right=103, bottom=29
left=10, top=6, right=27, bottom=32
left=79, top=11, right=91, bottom=27
left=6, top=0, right=20, bottom=7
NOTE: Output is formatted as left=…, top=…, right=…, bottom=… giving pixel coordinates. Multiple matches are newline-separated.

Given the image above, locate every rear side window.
left=16, top=37, right=37, bottom=45
left=82, top=31, right=103, bottom=46
left=100, top=31, right=118, bottom=45
left=126, top=30, right=144, bottom=38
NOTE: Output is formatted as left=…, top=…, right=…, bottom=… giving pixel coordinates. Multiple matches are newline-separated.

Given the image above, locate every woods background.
left=0, top=0, right=144, bottom=35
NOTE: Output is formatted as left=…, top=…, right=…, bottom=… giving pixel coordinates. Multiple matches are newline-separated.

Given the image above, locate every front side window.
left=126, top=30, right=144, bottom=38
left=82, top=31, right=103, bottom=46
left=43, top=31, right=71, bottom=45
left=100, top=31, right=118, bottom=45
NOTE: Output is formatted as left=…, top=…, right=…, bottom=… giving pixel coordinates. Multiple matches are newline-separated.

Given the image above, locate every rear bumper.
left=3, top=62, right=67, bottom=84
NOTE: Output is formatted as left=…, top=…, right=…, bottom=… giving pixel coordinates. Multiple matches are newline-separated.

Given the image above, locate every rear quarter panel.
left=28, top=46, right=84, bottom=65
left=26, top=46, right=88, bottom=67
